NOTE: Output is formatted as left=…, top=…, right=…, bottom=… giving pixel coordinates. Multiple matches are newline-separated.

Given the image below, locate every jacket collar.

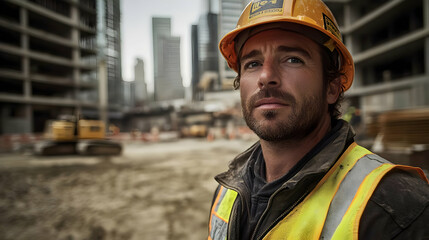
left=215, top=120, right=356, bottom=192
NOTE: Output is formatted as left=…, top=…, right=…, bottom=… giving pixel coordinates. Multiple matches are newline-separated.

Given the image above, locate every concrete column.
left=20, top=7, right=30, bottom=99
left=421, top=0, right=429, bottom=106
left=343, top=4, right=354, bottom=54
left=422, top=37, right=429, bottom=106
left=424, top=0, right=429, bottom=76
left=344, top=2, right=359, bottom=92
left=21, top=7, right=33, bottom=132
left=71, top=4, right=80, bottom=101
left=424, top=0, right=429, bottom=29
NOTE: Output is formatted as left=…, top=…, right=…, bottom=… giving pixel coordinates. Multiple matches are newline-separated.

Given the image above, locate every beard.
left=242, top=88, right=326, bottom=142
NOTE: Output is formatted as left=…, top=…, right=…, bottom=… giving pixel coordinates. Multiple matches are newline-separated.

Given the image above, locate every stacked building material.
left=378, top=108, right=429, bottom=150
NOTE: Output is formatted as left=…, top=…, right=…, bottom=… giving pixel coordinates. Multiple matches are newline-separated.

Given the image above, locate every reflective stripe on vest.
left=329, top=163, right=428, bottom=239
left=208, top=143, right=426, bottom=240
left=262, top=142, right=373, bottom=239
left=320, top=153, right=390, bottom=239
left=209, top=186, right=238, bottom=240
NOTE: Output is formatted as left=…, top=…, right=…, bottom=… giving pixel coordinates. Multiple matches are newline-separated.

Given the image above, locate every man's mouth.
left=254, top=97, right=289, bottom=109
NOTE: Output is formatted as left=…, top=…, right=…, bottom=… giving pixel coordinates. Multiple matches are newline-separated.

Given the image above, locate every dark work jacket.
left=211, top=120, right=429, bottom=240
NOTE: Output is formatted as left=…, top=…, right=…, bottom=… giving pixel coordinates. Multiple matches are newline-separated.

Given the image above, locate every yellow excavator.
left=34, top=115, right=122, bottom=156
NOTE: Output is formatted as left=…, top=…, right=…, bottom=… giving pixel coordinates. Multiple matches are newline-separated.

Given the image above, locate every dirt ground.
left=0, top=138, right=256, bottom=240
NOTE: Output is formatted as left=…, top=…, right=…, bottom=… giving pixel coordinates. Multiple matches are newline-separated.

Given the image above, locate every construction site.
left=1, top=0, right=429, bottom=239
left=0, top=137, right=258, bottom=240
left=1, top=106, right=429, bottom=240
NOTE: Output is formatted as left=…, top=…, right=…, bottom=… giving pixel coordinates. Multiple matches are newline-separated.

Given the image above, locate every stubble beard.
left=242, top=89, right=326, bottom=142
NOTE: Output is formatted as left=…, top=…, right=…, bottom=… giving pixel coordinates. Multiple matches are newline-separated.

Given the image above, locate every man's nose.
left=257, top=62, right=281, bottom=89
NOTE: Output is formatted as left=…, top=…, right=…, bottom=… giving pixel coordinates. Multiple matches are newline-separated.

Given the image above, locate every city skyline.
left=121, top=0, right=201, bottom=93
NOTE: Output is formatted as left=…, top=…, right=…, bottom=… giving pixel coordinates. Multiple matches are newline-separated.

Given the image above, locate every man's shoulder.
left=360, top=167, right=429, bottom=239
left=371, top=168, right=429, bottom=226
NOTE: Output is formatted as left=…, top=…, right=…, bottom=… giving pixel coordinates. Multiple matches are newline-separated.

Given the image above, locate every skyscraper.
left=197, top=2, right=219, bottom=88
left=152, top=17, right=184, bottom=101
left=190, top=0, right=219, bottom=101
left=134, top=58, right=148, bottom=106
left=123, top=80, right=135, bottom=109
left=97, top=0, right=123, bottom=124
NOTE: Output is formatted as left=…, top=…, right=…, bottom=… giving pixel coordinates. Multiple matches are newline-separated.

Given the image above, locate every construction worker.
left=208, top=0, right=429, bottom=239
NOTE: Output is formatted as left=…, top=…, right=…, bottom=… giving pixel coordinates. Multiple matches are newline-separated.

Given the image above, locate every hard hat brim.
left=219, top=17, right=354, bottom=91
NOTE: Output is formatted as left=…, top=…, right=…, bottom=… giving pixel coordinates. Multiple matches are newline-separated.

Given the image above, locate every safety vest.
left=208, top=143, right=427, bottom=240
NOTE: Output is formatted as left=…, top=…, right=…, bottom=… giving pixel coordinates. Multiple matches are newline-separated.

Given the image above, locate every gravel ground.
left=0, top=138, right=256, bottom=240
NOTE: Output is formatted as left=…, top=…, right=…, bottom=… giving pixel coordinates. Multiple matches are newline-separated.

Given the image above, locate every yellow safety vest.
left=208, top=143, right=427, bottom=240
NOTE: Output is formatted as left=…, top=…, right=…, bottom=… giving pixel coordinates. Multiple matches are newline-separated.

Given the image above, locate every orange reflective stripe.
left=209, top=186, right=238, bottom=240
left=213, top=210, right=229, bottom=223
left=209, top=186, right=224, bottom=232
left=414, top=167, right=429, bottom=183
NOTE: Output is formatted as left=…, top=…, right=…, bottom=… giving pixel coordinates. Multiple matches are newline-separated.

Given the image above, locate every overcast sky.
left=121, top=0, right=202, bottom=92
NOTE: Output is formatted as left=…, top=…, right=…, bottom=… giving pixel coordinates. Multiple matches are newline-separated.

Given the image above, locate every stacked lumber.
left=378, top=108, right=429, bottom=148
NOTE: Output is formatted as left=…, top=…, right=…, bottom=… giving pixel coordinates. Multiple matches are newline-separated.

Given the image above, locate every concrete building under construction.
left=0, top=0, right=122, bottom=135
left=324, top=0, right=429, bottom=159
left=324, top=0, right=429, bottom=122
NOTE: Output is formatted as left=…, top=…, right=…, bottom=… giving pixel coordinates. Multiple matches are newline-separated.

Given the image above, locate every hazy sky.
left=121, top=0, right=202, bottom=92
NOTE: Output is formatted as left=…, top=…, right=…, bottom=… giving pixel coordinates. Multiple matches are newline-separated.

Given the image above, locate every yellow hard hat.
left=219, top=0, right=354, bottom=91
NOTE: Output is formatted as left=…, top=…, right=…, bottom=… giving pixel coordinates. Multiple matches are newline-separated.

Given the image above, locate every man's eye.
left=286, top=57, right=303, bottom=64
left=244, top=61, right=260, bottom=69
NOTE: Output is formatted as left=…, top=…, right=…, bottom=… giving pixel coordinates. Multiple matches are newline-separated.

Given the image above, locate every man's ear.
left=326, top=78, right=341, bottom=104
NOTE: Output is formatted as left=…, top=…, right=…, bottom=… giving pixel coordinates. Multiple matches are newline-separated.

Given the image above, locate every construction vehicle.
left=34, top=115, right=122, bottom=156
left=180, top=124, right=208, bottom=138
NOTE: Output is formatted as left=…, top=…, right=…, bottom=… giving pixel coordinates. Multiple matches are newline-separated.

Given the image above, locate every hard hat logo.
left=250, top=0, right=284, bottom=19
left=323, top=13, right=340, bottom=40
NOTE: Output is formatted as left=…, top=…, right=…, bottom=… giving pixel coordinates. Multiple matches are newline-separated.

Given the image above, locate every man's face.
left=239, top=29, right=331, bottom=142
